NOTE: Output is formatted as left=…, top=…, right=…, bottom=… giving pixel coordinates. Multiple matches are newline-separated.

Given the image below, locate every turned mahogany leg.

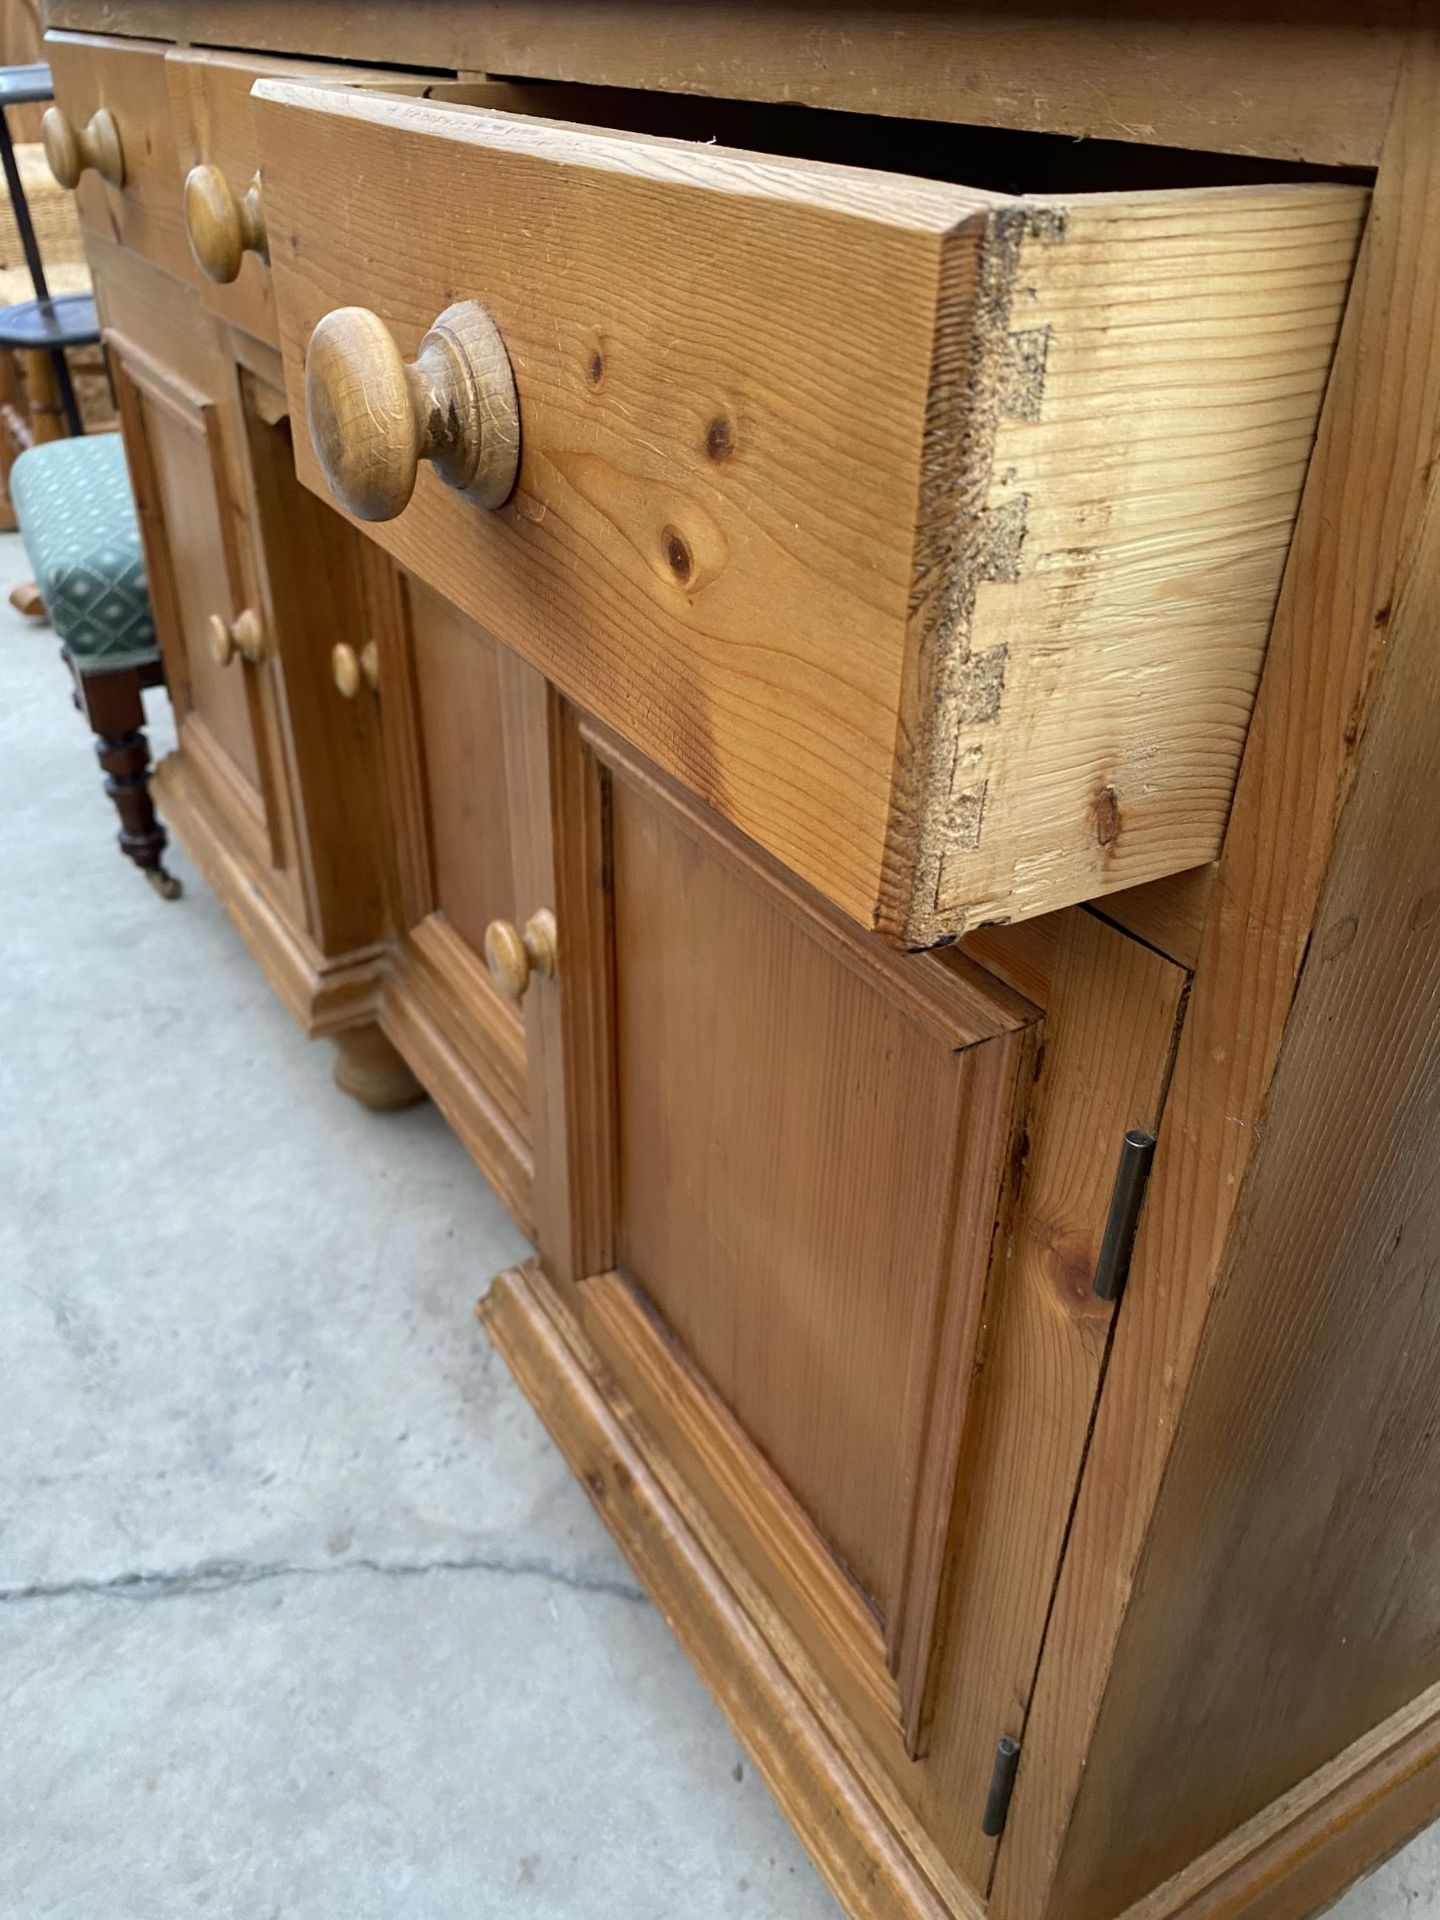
left=69, top=654, right=180, bottom=899
left=331, top=1024, right=426, bottom=1111
left=94, top=724, right=180, bottom=898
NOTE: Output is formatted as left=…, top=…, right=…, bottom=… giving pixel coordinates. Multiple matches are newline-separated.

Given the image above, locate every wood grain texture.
left=151, top=746, right=385, bottom=1039
left=235, top=394, right=391, bottom=959
left=330, top=1023, right=425, bottom=1110
left=406, top=577, right=519, bottom=959
left=602, top=738, right=1033, bottom=1747
left=582, top=1267, right=907, bottom=1735
left=913, top=910, right=1186, bottom=1886
left=106, top=324, right=279, bottom=869
left=98, top=233, right=402, bottom=1059
left=356, top=557, right=533, bottom=1226
left=166, top=49, right=275, bottom=336
left=259, top=79, right=1363, bottom=940
left=166, top=49, right=435, bottom=343
left=357, top=550, right=434, bottom=936
left=1039, top=406, right=1440, bottom=1920
left=993, top=33, right=1440, bottom=1920
left=42, top=0, right=1405, bottom=166
left=500, top=676, right=616, bottom=1290
left=897, top=183, right=1365, bottom=943
left=1115, top=1677, right=1440, bottom=1920
left=2, top=0, right=45, bottom=140
left=305, top=299, right=520, bottom=520
left=183, top=159, right=266, bottom=285
left=479, top=1258, right=969, bottom=1920
left=523, top=698, right=1185, bottom=1898
left=46, top=30, right=199, bottom=285
left=380, top=919, right=534, bottom=1237
left=1088, top=865, right=1218, bottom=972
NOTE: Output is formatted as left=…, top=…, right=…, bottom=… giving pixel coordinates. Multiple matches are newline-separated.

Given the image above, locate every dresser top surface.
left=42, top=0, right=1401, bottom=167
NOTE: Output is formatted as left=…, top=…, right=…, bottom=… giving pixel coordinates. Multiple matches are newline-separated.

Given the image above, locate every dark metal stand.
left=0, top=65, right=96, bottom=437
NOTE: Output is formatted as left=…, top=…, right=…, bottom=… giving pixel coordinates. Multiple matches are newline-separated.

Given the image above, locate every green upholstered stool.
left=12, top=430, right=179, bottom=897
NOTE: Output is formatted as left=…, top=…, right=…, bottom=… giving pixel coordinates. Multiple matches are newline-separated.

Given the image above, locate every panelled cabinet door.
left=605, top=760, right=1037, bottom=1750
left=235, top=393, right=391, bottom=962
left=365, top=564, right=532, bottom=1228
left=107, top=327, right=284, bottom=878
left=505, top=691, right=1191, bottom=1901
left=520, top=699, right=1038, bottom=1745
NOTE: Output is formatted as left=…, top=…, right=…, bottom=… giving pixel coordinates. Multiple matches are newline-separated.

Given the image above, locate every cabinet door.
left=368, top=564, right=531, bottom=1227
left=108, top=325, right=283, bottom=878
left=517, top=697, right=1036, bottom=1743
left=503, top=691, right=1190, bottom=1899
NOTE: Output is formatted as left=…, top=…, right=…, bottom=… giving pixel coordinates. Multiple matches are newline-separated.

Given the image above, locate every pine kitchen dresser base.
left=37, top=7, right=1440, bottom=1918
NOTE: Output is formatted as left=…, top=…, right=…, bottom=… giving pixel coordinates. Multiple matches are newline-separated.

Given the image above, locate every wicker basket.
left=0, top=143, right=85, bottom=274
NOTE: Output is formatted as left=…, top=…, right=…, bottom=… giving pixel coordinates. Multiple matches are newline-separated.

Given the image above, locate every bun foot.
left=331, top=1024, right=427, bottom=1112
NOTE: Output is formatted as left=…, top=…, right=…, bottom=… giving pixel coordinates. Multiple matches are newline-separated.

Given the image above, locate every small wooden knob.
left=484, top=910, right=557, bottom=1000
left=332, top=639, right=379, bottom=699
left=184, top=164, right=268, bottom=283
left=304, top=300, right=520, bottom=522
left=208, top=607, right=266, bottom=667
left=41, top=106, right=125, bottom=189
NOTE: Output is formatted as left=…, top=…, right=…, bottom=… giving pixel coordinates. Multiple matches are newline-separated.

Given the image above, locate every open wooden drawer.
left=255, top=77, right=1368, bottom=944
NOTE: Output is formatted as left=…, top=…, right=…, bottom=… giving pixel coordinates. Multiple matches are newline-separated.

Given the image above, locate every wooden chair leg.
left=21, top=346, right=67, bottom=447
left=68, top=654, right=181, bottom=899
left=0, top=345, right=21, bottom=533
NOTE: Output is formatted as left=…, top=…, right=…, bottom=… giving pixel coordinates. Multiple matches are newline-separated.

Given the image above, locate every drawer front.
left=165, top=50, right=276, bottom=340
left=257, top=81, right=1366, bottom=945
left=45, top=32, right=198, bottom=287
left=166, top=51, right=424, bottom=345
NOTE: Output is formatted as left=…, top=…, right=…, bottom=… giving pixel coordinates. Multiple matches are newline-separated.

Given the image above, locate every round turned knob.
left=332, top=639, right=379, bottom=699
left=484, top=910, right=557, bottom=1000
left=208, top=607, right=266, bottom=667
left=304, top=300, right=520, bottom=523
left=184, top=163, right=268, bottom=283
left=41, top=106, right=125, bottom=190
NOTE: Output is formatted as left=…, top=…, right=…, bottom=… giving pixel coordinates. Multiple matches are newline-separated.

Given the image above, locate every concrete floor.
left=0, top=528, right=1426, bottom=1917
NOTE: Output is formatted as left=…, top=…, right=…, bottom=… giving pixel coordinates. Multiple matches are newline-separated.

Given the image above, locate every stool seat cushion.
left=11, top=431, right=158, bottom=670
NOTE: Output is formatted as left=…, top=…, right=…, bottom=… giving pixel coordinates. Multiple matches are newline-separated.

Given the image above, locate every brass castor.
left=146, top=866, right=183, bottom=901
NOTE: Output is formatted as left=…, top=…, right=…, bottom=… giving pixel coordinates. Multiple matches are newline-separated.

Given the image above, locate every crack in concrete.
left=0, top=1551, right=646, bottom=1608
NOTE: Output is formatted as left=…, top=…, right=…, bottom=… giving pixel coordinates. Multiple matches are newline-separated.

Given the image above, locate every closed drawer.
left=166, top=50, right=428, bottom=345
left=256, top=80, right=1368, bottom=944
left=44, top=31, right=198, bottom=288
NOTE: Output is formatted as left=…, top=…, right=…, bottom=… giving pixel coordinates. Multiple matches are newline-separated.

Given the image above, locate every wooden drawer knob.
left=304, top=300, right=520, bottom=523
left=185, top=164, right=268, bottom=283
left=41, top=106, right=124, bottom=190
left=484, top=910, right=557, bottom=1000
left=332, top=639, right=379, bottom=698
left=208, top=607, right=266, bottom=667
